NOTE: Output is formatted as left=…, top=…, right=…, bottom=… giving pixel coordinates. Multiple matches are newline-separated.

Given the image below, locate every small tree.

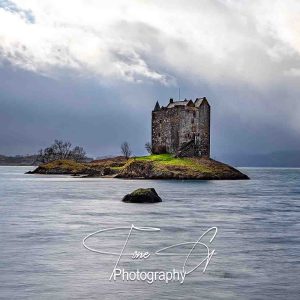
left=36, top=140, right=87, bottom=163
left=53, top=140, right=72, bottom=159
left=145, top=142, right=153, bottom=154
left=121, top=142, right=132, bottom=159
left=70, top=146, right=86, bottom=162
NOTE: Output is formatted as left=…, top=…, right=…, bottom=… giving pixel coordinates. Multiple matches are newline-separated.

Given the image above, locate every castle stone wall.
left=198, top=100, right=210, bottom=157
left=152, top=98, right=210, bottom=157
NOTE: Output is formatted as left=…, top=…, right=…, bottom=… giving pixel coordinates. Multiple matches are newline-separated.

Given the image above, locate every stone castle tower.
left=151, top=97, right=210, bottom=157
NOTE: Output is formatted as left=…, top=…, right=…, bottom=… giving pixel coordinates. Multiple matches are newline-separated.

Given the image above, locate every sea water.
left=0, top=166, right=299, bottom=299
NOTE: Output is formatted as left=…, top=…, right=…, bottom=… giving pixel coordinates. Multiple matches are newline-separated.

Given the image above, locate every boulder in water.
left=122, top=188, right=162, bottom=203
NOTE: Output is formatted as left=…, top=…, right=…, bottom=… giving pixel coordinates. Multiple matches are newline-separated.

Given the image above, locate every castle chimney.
left=169, top=98, right=174, bottom=103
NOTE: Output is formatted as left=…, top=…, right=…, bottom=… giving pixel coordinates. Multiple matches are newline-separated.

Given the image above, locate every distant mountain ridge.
left=0, top=154, right=94, bottom=166
left=218, top=150, right=300, bottom=167
left=0, top=154, right=37, bottom=166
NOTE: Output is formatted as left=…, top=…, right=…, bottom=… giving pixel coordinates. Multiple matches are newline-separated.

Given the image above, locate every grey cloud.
left=0, top=0, right=35, bottom=23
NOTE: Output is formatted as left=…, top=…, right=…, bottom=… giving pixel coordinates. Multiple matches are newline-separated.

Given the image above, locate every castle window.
left=191, top=118, right=194, bottom=124
left=193, top=111, right=196, bottom=117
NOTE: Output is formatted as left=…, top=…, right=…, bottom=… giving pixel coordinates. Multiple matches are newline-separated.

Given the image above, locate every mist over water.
left=0, top=167, right=299, bottom=299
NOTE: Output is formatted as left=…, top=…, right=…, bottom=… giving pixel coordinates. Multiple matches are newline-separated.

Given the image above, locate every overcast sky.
left=1, top=0, right=300, bottom=157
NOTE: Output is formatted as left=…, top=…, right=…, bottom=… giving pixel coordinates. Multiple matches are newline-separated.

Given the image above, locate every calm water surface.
left=0, top=166, right=299, bottom=299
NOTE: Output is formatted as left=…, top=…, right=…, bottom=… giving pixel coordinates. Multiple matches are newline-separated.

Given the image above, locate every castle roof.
left=153, top=97, right=209, bottom=111
left=153, top=101, right=160, bottom=111
left=167, top=100, right=190, bottom=108
left=167, top=97, right=208, bottom=109
left=195, top=97, right=208, bottom=107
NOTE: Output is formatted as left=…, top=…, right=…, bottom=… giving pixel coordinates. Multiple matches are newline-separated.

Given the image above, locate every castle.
left=151, top=97, right=210, bottom=158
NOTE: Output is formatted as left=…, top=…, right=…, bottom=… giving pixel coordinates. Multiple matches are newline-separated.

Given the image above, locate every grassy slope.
left=136, top=153, right=208, bottom=166
left=44, top=160, right=83, bottom=168
left=39, top=159, right=89, bottom=173
left=135, top=154, right=212, bottom=173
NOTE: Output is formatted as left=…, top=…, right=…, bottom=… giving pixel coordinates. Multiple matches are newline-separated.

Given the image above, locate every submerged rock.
left=122, top=188, right=162, bottom=203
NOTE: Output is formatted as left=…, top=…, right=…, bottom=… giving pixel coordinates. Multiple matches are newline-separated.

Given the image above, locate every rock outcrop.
left=116, top=157, right=249, bottom=180
left=122, top=188, right=162, bottom=203
left=175, top=139, right=197, bottom=157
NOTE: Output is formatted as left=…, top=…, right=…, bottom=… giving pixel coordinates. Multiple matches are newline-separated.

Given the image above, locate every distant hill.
left=217, top=150, right=300, bottom=167
left=0, top=154, right=94, bottom=166
left=0, top=154, right=37, bottom=166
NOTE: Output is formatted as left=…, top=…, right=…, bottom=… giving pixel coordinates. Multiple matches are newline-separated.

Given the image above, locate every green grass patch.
left=135, top=153, right=174, bottom=162
left=110, top=166, right=123, bottom=170
left=135, top=154, right=212, bottom=173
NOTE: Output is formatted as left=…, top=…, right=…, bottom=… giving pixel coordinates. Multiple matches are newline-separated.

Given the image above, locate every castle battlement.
left=151, top=97, right=210, bottom=157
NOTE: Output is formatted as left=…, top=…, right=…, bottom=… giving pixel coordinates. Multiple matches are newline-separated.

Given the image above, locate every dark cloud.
left=0, top=66, right=166, bottom=156
left=1, top=65, right=300, bottom=158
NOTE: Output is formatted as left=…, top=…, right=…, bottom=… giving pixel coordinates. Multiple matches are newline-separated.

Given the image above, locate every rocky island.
left=27, top=97, right=249, bottom=180
left=27, top=154, right=249, bottom=180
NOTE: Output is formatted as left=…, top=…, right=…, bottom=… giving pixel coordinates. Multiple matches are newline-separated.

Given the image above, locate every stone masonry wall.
left=152, top=99, right=210, bottom=157
left=198, top=100, right=210, bottom=157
